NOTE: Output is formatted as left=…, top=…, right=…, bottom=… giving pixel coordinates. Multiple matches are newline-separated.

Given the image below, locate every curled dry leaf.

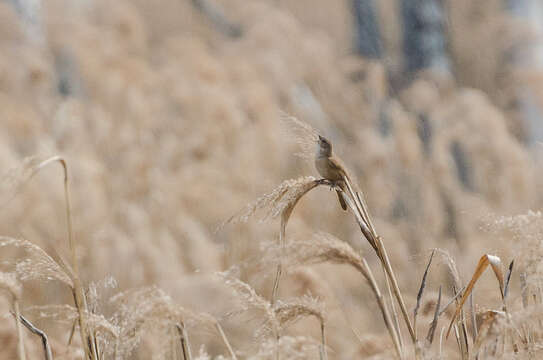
left=446, top=254, right=506, bottom=339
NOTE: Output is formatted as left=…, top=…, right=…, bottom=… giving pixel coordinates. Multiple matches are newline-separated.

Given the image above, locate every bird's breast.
left=315, top=157, right=343, bottom=181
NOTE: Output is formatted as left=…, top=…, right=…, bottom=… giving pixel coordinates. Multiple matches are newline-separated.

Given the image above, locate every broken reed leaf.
left=219, top=176, right=320, bottom=229
left=446, top=254, right=505, bottom=339
left=414, top=250, right=435, bottom=328
left=504, top=260, right=514, bottom=300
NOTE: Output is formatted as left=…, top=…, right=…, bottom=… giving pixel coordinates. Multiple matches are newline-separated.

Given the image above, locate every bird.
left=314, top=135, right=350, bottom=210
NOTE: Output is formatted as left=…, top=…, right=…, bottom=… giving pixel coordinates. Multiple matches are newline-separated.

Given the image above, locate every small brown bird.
left=315, top=135, right=349, bottom=210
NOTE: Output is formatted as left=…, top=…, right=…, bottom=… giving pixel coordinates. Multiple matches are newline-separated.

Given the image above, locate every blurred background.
left=1, top=0, right=543, bottom=358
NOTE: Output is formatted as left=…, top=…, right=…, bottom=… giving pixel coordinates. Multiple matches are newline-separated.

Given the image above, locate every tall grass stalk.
left=23, top=156, right=96, bottom=359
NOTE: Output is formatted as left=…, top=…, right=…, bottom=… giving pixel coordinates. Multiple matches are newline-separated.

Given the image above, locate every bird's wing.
left=329, top=155, right=360, bottom=192
left=328, top=156, right=349, bottom=178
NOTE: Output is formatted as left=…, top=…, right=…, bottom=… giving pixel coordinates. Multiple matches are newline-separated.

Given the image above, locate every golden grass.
left=1, top=0, right=543, bottom=359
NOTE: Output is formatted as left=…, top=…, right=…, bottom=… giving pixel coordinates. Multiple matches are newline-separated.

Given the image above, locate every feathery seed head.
left=281, top=114, right=320, bottom=161
left=0, top=236, right=73, bottom=287
left=221, top=176, right=320, bottom=228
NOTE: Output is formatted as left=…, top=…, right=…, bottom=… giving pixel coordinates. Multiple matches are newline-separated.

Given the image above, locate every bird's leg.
left=330, top=180, right=342, bottom=192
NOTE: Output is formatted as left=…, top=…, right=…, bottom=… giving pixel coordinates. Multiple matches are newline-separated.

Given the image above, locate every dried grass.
left=0, top=0, right=542, bottom=359
left=0, top=272, right=25, bottom=360
left=0, top=236, right=73, bottom=287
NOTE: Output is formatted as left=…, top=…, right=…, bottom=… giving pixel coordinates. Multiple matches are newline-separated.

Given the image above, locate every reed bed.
left=2, top=0, right=543, bottom=359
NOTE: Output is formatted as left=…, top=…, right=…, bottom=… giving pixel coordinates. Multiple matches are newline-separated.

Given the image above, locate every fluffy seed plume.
left=274, top=294, right=325, bottom=330
left=0, top=236, right=73, bottom=287
left=221, top=176, right=321, bottom=227
left=262, top=232, right=365, bottom=274
left=110, top=286, right=221, bottom=358
left=434, top=248, right=462, bottom=290
left=280, top=114, right=320, bottom=161
left=218, top=270, right=280, bottom=339
left=274, top=295, right=328, bottom=360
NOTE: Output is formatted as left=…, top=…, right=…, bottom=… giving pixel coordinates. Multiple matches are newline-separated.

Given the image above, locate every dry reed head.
left=274, top=294, right=325, bottom=330
left=492, top=210, right=543, bottom=275
left=0, top=0, right=542, bottom=358
left=221, top=176, right=320, bottom=227
left=111, top=286, right=213, bottom=327
left=218, top=269, right=280, bottom=338
left=434, top=248, right=462, bottom=291
left=262, top=232, right=364, bottom=274
left=280, top=114, right=320, bottom=161
left=0, top=236, right=73, bottom=287
left=107, top=286, right=206, bottom=357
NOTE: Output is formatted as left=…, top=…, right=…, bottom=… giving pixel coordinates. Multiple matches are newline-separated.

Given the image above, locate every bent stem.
left=35, top=157, right=96, bottom=359
left=340, top=186, right=415, bottom=344
left=17, top=313, right=53, bottom=360
left=270, top=179, right=327, bottom=305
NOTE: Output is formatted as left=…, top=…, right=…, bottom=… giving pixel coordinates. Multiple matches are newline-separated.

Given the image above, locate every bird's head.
left=317, top=135, right=332, bottom=157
